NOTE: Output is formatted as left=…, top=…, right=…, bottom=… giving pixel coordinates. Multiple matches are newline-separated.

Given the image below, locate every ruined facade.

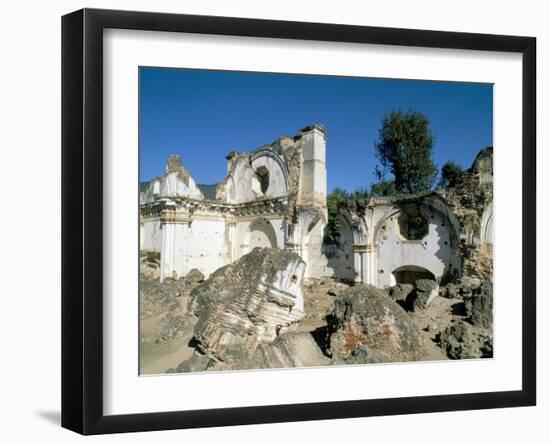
left=329, top=147, right=494, bottom=286
left=439, top=147, right=494, bottom=280
left=327, top=192, right=462, bottom=287
left=140, top=125, right=493, bottom=288
left=140, top=125, right=328, bottom=281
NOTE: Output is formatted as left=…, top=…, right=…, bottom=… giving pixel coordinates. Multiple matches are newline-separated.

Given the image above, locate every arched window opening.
left=392, top=265, right=435, bottom=285
left=398, top=208, right=428, bottom=241
left=255, top=166, right=270, bottom=195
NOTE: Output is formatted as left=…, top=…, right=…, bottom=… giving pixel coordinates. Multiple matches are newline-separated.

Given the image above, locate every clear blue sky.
left=139, top=67, right=493, bottom=193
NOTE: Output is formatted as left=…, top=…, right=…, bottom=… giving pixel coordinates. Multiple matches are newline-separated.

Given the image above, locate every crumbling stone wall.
left=140, top=126, right=492, bottom=290
left=439, top=147, right=493, bottom=280
left=140, top=125, right=328, bottom=281
left=187, top=248, right=307, bottom=362
left=323, top=193, right=461, bottom=287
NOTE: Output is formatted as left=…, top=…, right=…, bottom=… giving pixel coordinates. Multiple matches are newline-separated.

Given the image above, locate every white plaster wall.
left=324, top=220, right=355, bottom=281
left=235, top=218, right=285, bottom=258
left=230, top=158, right=263, bottom=203
left=481, top=203, right=494, bottom=245
left=160, top=171, right=204, bottom=200
left=140, top=178, right=161, bottom=204
left=234, top=221, right=251, bottom=259
left=160, top=221, right=189, bottom=281
left=251, top=155, right=288, bottom=198
left=269, top=218, right=286, bottom=249
left=299, top=129, right=327, bottom=208
left=141, top=172, right=204, bottom=204
left=186, top=219, right=227, bottom=276
left=374, top=210, right=459, bottom=287
left=141, top=219, right=162, bottom=252
left=249, top=220, right=278, bottom=249
left=302, top=221, right=328, bottom=278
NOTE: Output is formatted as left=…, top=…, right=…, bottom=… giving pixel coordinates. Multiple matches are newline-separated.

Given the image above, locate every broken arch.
left=242, top=218, right=279, bottom=255
left=391, top=265, right=436, bottom=286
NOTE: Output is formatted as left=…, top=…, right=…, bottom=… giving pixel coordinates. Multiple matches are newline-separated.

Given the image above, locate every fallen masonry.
left=406, top=279, right=439, bottom=312
left=150, top=247, right=494, bottom=373
left=464, top=281, right=493, bottom=328
left=327, top=285, right=428, bottom=364
left=439, top=320, right=481, bottom=360
left=187, top=247, right=307, bottom=363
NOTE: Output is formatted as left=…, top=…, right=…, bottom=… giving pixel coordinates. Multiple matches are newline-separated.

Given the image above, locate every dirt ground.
left=139, top=278, right=196, bottom=375
left=139, top=275, right=489, bottom=374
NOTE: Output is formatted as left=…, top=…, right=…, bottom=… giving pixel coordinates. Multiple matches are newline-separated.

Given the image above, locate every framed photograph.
left=61, top=8, right=536, bottom=435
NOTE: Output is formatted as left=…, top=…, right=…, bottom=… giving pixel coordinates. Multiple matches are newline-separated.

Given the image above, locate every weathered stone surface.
left=140, top=276, right=189, bottom=318
left=299, top=280, right=339, bottom=332
left=388, top=283, right=414, bottom=302
left=216, top=332, right=330, bottom=370
left=439, top=320, right=479, bottom=359
left=461, top=245, right=493, bottom=281
left=140, top=251, right=161, bottom=280
left=188, top=247, right=307, bottom=362
left=333, top=346, right=394, bottom=365
left=183, top=268, right=205, bottom=285
left=464, top=281, right=493, bottom=328
left=159, top=313, right=197, bottom=341
left=456, top=276, right=482, bottom=295
left=440, top=149, right=493, bottom=245
left=440, top=283, right=459, bottom=299
left=168, top=352, right=211, bottom=373
left=328, top=285, right=427, bottom=363
left=479, top=332, right=494, bottom=358
left=405, top=279, right=439, bottom=311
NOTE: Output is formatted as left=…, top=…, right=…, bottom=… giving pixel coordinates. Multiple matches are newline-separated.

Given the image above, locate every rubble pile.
left=327, top=285, right=427, bottom=364
left=187, top=247, right=307, bottom=363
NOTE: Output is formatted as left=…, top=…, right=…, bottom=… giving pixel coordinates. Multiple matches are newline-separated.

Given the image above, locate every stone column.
left=160, top=221, right=174, bottom=282
left=227, top=220, right=236, bottom=263
left=139, top=215, right=144, bottom=250
left=365, top=244, right=377, bottom=286
left=361, top=251, right=369, bottom=285
left=298, top=125, right=327, bottom=212
left=284, top=224, right=302, bottom=257
left=353, top=248, right=362, bottom=284
left=159, top=204, right=190, bottom=282
left=352, top=244, right=369, bottom=284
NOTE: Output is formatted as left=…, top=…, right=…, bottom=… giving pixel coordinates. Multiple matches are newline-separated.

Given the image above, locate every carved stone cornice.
left=352, top=244, right=369, bottom=253
left=160, top=207, right=190, bottom=225
left=140, top=196, right=288, bottom=222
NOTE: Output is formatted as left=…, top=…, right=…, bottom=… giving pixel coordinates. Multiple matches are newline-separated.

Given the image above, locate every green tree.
left=370, top=180, right=398, bottom=197
left=324, top=188, right=349, bottom=245
left=375, top=109, right=437, bottom=194
left=439, top=160, right=464, bottom=188
left=350, top=187, right=369, bottom=200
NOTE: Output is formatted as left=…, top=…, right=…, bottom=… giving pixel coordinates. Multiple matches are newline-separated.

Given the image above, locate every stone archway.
left=324, top=214, right=355, bottom=282
left=480, top=203, right=494, bottom=246
left=392, top=265, right=436, bottom=286
left=246, top=219, right=278, bottom=251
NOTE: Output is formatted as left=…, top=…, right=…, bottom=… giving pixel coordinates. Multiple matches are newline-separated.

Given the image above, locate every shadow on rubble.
left=450, top=301, right=467, bottom=316
left=310, top=324, right=333, bottom=358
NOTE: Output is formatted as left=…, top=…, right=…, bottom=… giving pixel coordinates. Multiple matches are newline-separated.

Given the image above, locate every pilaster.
left=159, top=204, right=190, bottom=282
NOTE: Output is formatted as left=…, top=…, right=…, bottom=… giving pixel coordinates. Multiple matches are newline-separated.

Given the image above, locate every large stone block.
left=217, top=332, right=330, bottom=370
left=406, top=279, right=439, bottom=311
left=464, top=281, right=493, bottom=328
left=439, top=320, right=480, bottom=360
left=188, top=247, right=306, bottom=362
left=328, top=285, right=427, bottom=363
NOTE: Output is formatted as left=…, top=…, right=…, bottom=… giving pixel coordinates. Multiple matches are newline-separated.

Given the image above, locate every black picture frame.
left=61, top=8, right=536, bottom=435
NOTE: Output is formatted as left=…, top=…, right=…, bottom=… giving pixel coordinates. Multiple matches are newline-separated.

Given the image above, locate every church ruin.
left=140, top=125, right=493, bottom=288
